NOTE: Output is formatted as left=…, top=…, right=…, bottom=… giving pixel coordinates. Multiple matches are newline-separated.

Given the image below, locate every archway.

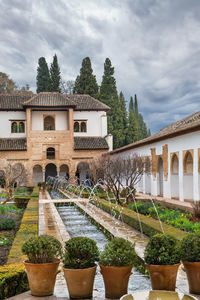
left=158, top=157, right=163, bottom=196
left=183, top=151, right=193, bottom=201
left=45, top=163, right=57, bottom=181
left=59, top=164, right=69, bottom=180
left=76, top=162, right=90, bottom=185
left=33, top=165, right=43, bottom=186
left=170, top=154, right=179, bottom=199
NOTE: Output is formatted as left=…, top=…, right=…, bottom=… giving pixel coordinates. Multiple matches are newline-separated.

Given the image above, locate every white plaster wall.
left=111, top=130, right=200, bottom=201
left=31, top=111, right=68, bottom=130
left=171, top=174, right=179, bottom=198
left=0, top=111, right=26, bottom=138
left=74, top=111, right=107, bottom=137
left=145, top=174, right=151, bottom=194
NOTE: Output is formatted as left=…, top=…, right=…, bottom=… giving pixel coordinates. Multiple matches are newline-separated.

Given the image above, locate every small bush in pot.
left=22, top=234, right=62, bottom=296
left=180, top=233, right=200, bottom=294
left=144, top=233, right=180, bottom=291
left=62, top=236, right=99, bottom=299
left=99, top=237, right=137, bottom=299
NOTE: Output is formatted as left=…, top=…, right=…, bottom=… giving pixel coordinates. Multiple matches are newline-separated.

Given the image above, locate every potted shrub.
left=62, top=236, right=99, bottom=299
left=22, top=234, right=62, bottom=296
left=180, top=232, right=200, bottom=294
left=99, top=237, right=137, bottom=299
left=144, top=233, right=180, bottom=291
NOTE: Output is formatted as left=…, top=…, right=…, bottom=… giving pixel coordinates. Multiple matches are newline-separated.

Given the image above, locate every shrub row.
left=0, top=264, right=29, bottom=300
left=91, top=199, right=188, bottom=241
left=0, top=193, right=39, bottom=300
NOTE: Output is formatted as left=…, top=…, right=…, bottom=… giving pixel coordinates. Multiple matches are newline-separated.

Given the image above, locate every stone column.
left=179, top=151, right=184, bottom=201
left=193, top=148, right=199, bottom=201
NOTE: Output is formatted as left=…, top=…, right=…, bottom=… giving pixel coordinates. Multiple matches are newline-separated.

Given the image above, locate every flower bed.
left=0, top=204, right=24, bottom=265
left=128, top=200, right=200, bottom=233
left=0, top=187, right=39, bottom=300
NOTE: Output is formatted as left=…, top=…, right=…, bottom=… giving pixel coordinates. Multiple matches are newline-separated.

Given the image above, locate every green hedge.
left=0, top=264, right=28, bottom=300
left=31, top=186, right=39, bottom=197
left=92, top=199, right=188, bottom=241
left=0, top=193, right=39, bottom=300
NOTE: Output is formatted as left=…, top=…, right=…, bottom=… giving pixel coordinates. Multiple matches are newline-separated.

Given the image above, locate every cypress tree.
left=99, top=58, right=124, bottom=149
left=119, top=91, right=128, bottom=146
left=50, top=54, right=61, bottom=92
left=134, top=94, right=139, bottom=119
left=73, top=57, right=98, bottom=98
left=148, top=129, right=151, bottom=136
left=36, top=57, right=51, bottom=93
left=126, top=97, right=139, bottom=144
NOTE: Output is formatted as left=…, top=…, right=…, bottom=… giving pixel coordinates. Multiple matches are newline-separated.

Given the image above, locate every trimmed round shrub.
left=144, top=233, right=180, bottom=265
left=63, top=236, right=99, bottom=269
left=22, top=234, right=62, bottom=263
left=99, top=237, right=137, bottom=267
left=180, top=233, right=200, bottom=262
left=0, top=218, right=16, bottom=230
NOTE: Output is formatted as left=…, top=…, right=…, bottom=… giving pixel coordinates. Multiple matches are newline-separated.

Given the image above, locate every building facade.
left=110, top=111, right=200, bottom=202
left=0, top=92, right=112, bottom=185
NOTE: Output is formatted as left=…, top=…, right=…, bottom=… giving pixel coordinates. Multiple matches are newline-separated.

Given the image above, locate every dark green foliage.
left=22, top=234, right=62, bottom=263
left=0, top=218, right=16, bottom=230
left=99, top=58, right=125, bottom=149
left=134, top=94, right=138, bottom=118
left=180, top=233, right=200, bottom=262
left=73, top=57, right=98, bottom=98
left=99, top=237, right=137, bottom=266
left=119, top=91, right=128, bottom=147
left=63, top=236, right=99, bottom=269
left=126, top=97, right=139, bottom=144
left=36, top=57, right=51, bottom=93
left=144, top=234, right=180, bottom=265
left=14, top=197, right=29, bottom=209
left=50, top=54, right=61, bottom=92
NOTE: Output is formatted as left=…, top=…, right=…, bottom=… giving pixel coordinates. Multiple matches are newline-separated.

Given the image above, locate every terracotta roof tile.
left=110, top=110, right=200, bottom=154
left=0, top=94, right=30, bottom=110
left=67, top=94, right=110, bottom=111
left=23, top=92, right=76, bottom=107
left=0, top=138, right=27, bottom=150
left=74, top=137, right=109, bottom=150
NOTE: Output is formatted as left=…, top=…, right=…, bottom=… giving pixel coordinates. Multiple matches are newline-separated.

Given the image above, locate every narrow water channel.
left=57, top=204, right=151, bottom=293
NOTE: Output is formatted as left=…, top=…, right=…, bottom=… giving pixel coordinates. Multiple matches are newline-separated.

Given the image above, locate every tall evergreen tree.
left=119, top=91, right=128, bottom=146
left=126, top=97, right=139, bottom=144
left=73, top=57, right=98, bottom=98
left=134, top=94, right=139, bottom=119
left=99, top=58, right=124, bottom=149
left=50, top=54, right=61, bottom=92
left=36, top=57, right=51, bottom=93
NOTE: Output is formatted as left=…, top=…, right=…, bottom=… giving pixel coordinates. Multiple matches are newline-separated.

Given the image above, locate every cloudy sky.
left=0, top=0, right=200, bottom=134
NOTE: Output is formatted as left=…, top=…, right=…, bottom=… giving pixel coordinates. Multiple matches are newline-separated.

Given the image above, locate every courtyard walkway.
left=7, top=190, right=199, bottom=300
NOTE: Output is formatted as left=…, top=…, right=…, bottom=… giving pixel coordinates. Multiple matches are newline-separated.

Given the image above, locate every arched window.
left=44, top=116, right=55, bottom=130
left=81, top=122, right=86, bottom=132
left=47, top=147, right=55, bottom=159
left=74, top=122, right=79, bottom=132
left=184, top=152, right=193, bottom=174
left=19, top=122, right=25, bottom=133
left=171, top=154, right=179, bottom=174
left=11, top=122, right=18, bottom=133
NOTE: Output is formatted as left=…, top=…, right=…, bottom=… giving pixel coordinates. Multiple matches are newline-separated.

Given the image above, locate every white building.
left=109, top=111, right=200, bottom=202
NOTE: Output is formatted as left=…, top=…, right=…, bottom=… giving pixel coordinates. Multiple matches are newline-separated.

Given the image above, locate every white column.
left=179, top=151, right=184, bottom=201
left=193, top=148, right=199, bottom=201
left=143, top=173, right=146, bottom=193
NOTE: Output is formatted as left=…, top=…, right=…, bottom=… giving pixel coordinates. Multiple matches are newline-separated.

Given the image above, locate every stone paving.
left=7, top=190, right=200, bottom=300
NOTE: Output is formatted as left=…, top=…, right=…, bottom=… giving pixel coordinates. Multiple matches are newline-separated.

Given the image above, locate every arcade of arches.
left=32, top=161, right=91, bottom=185
left=136, top=146, right=200, bottom=202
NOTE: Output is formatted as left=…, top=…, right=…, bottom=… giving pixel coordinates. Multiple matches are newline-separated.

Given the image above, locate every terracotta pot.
left=24, top=259, right=60, bottom=296
left=146, top=263, right=180, bottom=291
left=63, top=265, right=97, bottom=299
left=182, top=261, right=200, bottom=294
left=99, top=264, right=133, bottom=299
